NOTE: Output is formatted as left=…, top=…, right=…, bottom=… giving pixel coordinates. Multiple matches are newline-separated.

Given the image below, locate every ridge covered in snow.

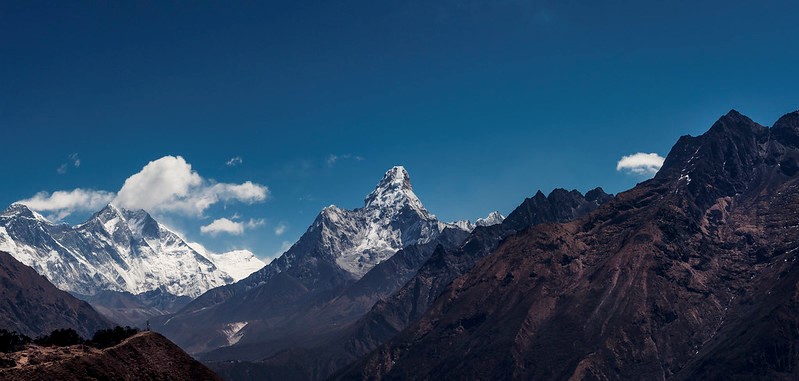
left=0, top=203, right=241, bottom=297
left=447, top=211, right=505, bottom=232
left=476, top=211, right=505, bottom=227
left=188, top=241, right=266, bottom=282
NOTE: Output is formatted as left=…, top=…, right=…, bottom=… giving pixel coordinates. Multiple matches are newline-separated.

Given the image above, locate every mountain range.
left=0, top=203, right=264, bottom=298
left=210, top=186, right=613, bottom=380
left=154, top=166, right=483, bottom=355
left=4, top=109, right=799, bottom=380
left=0, top=202, right=266, bottom=329
left=333, top=110, right=799, bottom=380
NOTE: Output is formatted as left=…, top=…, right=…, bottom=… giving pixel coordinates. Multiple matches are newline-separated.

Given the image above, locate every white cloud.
left=70, top=153, right=81, bottom=168
left=17, top=189, right=115, bottom=220
left=114, top=156, right=269, bottom=216
left=201, top=218, right=244, bottom=236
left=326, top=153, right=362, bottom=167
left=114, top=156, right=202, bottom=212
left=616, top=152, right=665, bottom=176
left=246, top=218, right=266, bottom=229
left=274, top=223, right=287, bottom=236
left=21, top=155, right=269, bottom=220
left=200, top=217, right=265, bottom=236
left=226, top=156, right=243, bottom=167
left=56, top=153, right=80, bottom=174
left=326, top=154, right=339, bottom=167
left=209, top=182, right=268, bottom=203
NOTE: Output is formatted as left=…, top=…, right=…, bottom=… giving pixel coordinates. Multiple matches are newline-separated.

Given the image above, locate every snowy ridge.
left=447, top=211, right=505, bottom=232
left=188, top=241, right=266, bottom=282
left=476, top=211, right=505, bottom=227
left=0, top=203, right=238, bottom=297
left=450, top=220, right=475, bottom=232
left=209, top=250, right=265, bottom=281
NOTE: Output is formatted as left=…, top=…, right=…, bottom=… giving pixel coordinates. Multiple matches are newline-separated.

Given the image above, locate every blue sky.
left=2, top=1, right=797, bottom=259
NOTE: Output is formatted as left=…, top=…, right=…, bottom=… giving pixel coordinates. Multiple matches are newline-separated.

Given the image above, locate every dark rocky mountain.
left=155, top=166, right=472, bottom=355
left=210, top=187, right=612, bottom=380
left=336, top=110, right=799, bottom=380
left=0, top=331, right=223, bottom=380
left=0, top=251, right=111, bottom=338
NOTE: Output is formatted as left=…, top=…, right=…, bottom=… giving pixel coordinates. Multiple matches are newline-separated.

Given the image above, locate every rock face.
left=338, top=110, right=799, bottom=380
left=210, top=187, right=612, bottom=380
left=155, top=166, right=471, bottom=355
left=0, top=204, right=233, bottom=297
left=0, top=251, right=110, bottom=338
left=0, top=332, right=223, bottom=381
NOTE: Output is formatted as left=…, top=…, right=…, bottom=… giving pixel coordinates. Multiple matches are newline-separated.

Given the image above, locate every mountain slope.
left=211, top=187, right=612, bottom=380
left=338, top=110, right=799, bottom=380
left=0, top=204, right=232, bottom=297
left=156, top=166, right=470, bottom=355
left=0, top=332, right=223, bottom=381
left=75, top=288, right=193, bottom=328
left=201, top=226, right=469, bottom=363
left=0, top=250, right=110, bottom=338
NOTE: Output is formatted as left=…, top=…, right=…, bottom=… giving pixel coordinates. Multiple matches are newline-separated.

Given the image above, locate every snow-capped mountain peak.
left=0, top=203, right=240, bottom=297
left=476, top=211, right=505, bottom=227
left=446, top=211, right=505, bottom=232
left=371, top=166, right=411, bottom=192
left=209, top=250, right=266, bottom=281
left=187, top=241, right=266, bottom=282
left=2, top=203, right=50, bottom=223
left=363, top=166, right=432, bottom=220
left=260, top=166, right=460, bottom=281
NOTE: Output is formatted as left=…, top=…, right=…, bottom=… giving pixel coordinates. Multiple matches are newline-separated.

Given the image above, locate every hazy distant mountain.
left=339, top=110, right=799, bottom=380
left=74, top=287, right=193, bottom=328
left=0, top=203, right=257, bottom=297
left=156, top=166, right=472, bottom=355
left=208, top=250, right=265, bottom=281
left=0, top=250, right=110, bottom=338
left=449, top=210, right=505, bottom=232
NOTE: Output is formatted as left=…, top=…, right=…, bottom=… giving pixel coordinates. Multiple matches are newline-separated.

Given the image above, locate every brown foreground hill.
left=0, top=331, right=223, bottom=380
left=0, top=251, right=110, bottom=338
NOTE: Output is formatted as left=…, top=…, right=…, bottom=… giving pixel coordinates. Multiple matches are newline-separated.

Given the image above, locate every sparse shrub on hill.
left=88, top=326, right=139, bottom=349
left=33, top=328, right=85, bottom=347
left=0, top=329, right=31, bottom=353
left=1, top=326, right=140, bottom=352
